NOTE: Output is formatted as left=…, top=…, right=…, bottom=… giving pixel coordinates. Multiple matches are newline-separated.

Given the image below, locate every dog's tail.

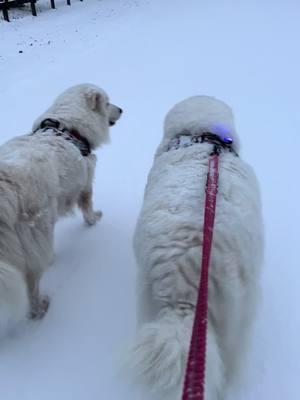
left=0, top=261, right=29, bottom=336
left=129, top=306, right=194, bottom=392
left=129, top=306, right=224, bottom=398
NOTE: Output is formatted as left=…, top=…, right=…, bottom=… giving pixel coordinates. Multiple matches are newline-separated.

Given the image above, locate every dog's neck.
left=31, top=118, right=91, bottom=157
left=167, top=132, right=238, bottom=156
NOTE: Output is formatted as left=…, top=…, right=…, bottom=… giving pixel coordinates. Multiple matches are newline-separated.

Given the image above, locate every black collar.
left=32, top=118, right=91, bottom=157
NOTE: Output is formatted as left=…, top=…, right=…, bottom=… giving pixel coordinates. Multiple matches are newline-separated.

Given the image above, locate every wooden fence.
left=0, top=0, right=83, bottom=22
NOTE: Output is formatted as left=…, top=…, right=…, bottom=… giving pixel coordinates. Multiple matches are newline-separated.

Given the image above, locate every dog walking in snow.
left=131, top=96, right=263, bottom=399
left=0, top=83, right=122, bottom=335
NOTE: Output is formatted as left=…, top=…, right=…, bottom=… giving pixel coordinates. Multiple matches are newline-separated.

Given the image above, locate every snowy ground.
left=0, top=0, right=300, bottom=399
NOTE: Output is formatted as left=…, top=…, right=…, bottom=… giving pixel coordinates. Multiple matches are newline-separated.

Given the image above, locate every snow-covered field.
left=0, top=0, right=299, bottom=399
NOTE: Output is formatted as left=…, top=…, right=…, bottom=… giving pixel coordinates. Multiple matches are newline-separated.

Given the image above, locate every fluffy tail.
left=129, top=308, right=225, bottom=400
left=130, top=307, right=194, bottom=392
left=0, top=261, right=29, bottom=337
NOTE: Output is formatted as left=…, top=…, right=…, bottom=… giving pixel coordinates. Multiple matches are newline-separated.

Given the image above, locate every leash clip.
left=201, top=132, right=237, bottom=157
left=212, top=144, right=223, bottom=156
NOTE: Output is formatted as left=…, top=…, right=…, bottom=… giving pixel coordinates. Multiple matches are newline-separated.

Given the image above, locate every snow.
left=0, top=0, right=300, bottom=399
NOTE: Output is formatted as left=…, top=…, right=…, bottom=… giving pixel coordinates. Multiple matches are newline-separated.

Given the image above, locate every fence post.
left=2, top=0, right=9, bottom=21
left=30, top=0, right=37, bottom=16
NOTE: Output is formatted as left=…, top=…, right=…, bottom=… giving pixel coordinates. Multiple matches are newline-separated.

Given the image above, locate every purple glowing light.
left=212, top=124, right=233, bottom=143
left=223, top=136, right=233, bottom=144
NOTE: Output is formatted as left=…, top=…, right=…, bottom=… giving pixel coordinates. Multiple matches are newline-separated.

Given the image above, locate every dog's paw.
left=29, top=295, right=50, bottom=320
left=84, top=210, right=103, bottom=226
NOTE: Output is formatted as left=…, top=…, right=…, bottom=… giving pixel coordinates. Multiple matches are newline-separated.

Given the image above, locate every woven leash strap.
left=182, top=153, right=219, bottom=400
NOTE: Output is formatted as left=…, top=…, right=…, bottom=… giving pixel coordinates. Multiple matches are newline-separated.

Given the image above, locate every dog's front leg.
left=78, top=190, right=102, bottom=226
left=27, top=271, right=50, bottom=320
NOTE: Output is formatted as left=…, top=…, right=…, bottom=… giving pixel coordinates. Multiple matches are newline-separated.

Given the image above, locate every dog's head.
left=163, top=95, right=240, bottom=151
left=33, top=83, right=123, bottom=150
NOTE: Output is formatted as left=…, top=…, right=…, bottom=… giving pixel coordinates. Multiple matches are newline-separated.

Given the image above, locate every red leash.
left=182, top=152, right=219, bottom=400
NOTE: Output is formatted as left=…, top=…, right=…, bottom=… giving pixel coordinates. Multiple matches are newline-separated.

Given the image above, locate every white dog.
left=0, top=83, right=122, bottom=335
left=132, top=96, right=263, bottom=399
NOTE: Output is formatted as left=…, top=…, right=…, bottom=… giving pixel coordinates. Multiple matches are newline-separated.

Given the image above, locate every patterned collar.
left=167, top=132, right=238, bottom=156
left=31, top=119, right=91, bottom=157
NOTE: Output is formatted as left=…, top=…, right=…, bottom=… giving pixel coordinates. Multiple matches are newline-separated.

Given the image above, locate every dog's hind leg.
left=17, top=217, right=53, bottom=320
left=78, top=190, right=102, bottom=226
left=0, top=261, right=30, bottom=334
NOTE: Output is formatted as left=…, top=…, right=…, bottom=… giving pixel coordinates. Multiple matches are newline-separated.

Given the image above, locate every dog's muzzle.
left=109, top=107, right=123, bottom=126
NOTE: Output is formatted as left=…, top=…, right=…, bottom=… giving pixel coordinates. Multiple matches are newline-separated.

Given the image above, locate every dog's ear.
left=84, top=88, right=104, bottom=112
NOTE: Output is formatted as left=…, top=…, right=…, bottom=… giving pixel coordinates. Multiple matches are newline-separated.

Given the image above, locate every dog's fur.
left=0, top=83, right=122, bottom=335
left=131, top=96, right=263, bottom=399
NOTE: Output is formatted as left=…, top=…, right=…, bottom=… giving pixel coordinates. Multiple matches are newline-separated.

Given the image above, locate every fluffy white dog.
left=132, top=96, right=263, bottom=399
left=0, top=83, right=122, bottom=335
